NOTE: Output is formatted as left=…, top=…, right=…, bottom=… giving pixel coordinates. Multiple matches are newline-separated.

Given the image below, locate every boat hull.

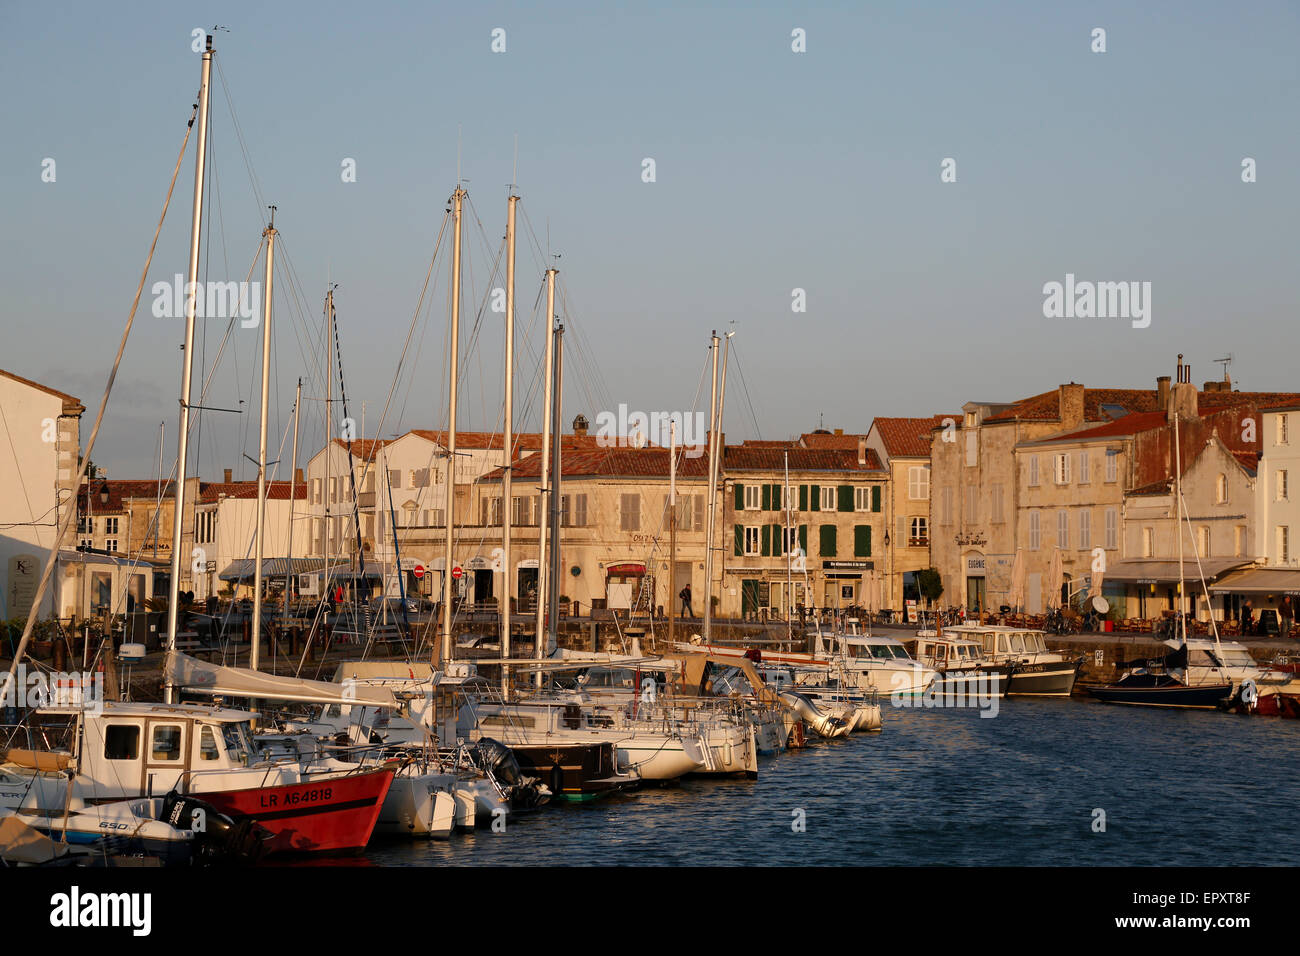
left=508, top=742, right=633, bottom=801
left=1005, top=660, right=1080, bottom=697
left=1087, top=681, right=1233, bottom=709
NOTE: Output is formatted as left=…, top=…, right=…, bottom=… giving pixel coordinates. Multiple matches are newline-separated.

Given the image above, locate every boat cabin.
left=905, top=636, right=989, bottom=670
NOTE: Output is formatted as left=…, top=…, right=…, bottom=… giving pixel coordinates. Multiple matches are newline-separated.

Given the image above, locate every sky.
left=1, top=0, right=1297, bottom=482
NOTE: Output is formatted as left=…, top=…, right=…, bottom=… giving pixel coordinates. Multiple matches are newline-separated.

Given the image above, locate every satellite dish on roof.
left=1092, top=596, right=1110, bottom=614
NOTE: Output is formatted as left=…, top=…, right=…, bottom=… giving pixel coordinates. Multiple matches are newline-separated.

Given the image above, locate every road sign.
left=413, top=564, right=425, bottom=579
left=451, top=566, right=463, bottom=580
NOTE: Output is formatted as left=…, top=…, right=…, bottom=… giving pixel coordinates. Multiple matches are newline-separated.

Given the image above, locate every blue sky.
left=1, top=1, right=1296, bottom=480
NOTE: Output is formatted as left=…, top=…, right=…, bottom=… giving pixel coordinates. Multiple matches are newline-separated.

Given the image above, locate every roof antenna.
left=1214, top=354, right=1233, bottom=389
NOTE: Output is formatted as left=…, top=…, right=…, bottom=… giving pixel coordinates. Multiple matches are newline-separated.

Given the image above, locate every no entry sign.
left=451, top=566, right=463, bottom=580
left=412, top=564, right=425, bottom=579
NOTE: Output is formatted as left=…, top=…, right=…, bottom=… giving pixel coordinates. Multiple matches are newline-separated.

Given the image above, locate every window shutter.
left=734, top=483, right=744, bottom=511
left=855, top=525, right=872, bottom=557
left=799, top=524, right=808, bottom=553
left=772, top=484, right=783, bottom=509
left=810, top=488, right=820, bottom=512
left=799, top=484, right=808, bottom=511
left=761, top=525, right=771, bottom=556
left=694, top=495, right=704, bottom=530
left=872, top=486, right=881, bottom=512
left=772, top=523, right=784, bottom=555
left=734, top=525, right=743, bottom=556
left=761, top=485, right=771, bottom=511
left=837, top=485, right=853, bottom=512
left=820, top=524, right=837, bottom=557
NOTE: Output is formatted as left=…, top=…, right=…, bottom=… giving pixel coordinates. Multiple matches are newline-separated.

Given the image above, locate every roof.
left=870, top=416, right=956, bottom=458
left=1126, top=479, right=1172, bottom=497
left=0, top=369, right=84, bottom=415
left=484, top=446, right=710, bottom=482
left=330, top=438, right=391, bottom=460
left=1029, top=411, right=1169, bottom=445
left=218, top=558, right=347, bottom=580
left=79, top=479, right=177, bottom=513
left=724, top=445, right=884, bottom=473
left=406, top=429, right=602, bottom=455
left=1209, top=567, right=1300, bottom=594
left=984, top=388, right=1161, bottom=425
left=1106, top=558, right=1250, bottom=583
left=798, top=431, right=869, bottom=450
left=199, top=480, right=306, bottom=503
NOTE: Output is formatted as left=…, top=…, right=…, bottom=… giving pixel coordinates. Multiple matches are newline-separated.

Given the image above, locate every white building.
left=0, top=369, right=84, bottom=620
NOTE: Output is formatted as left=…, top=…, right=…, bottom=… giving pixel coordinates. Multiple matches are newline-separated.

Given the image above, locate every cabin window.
left=104, top=725, right=139, bottom=761
left=199, top=726, right=220, bottom=761
left=151, top=725, right=183, bottom=761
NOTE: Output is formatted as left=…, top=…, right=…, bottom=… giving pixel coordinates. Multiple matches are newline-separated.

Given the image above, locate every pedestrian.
left=1243, top=600, right=1254, bottom=636
left=679, top=583, right=694, bottom=618
left=1281, top=596, right=1294, bottom=641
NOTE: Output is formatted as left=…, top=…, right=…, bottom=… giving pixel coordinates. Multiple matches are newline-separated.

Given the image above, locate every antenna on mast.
left=1214, top=354, right=1234, bottom=387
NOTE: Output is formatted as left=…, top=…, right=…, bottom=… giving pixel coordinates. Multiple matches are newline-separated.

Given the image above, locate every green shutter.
left=811, top=488, right=820, bottom=512
left=772, top=484, right=783, bottom=509
left=799, top=484, right=808, bottom=511
left=799, top=524, right=808, bottom=554
left=772, top=523, right=783, bottom=555
left=761, top=485, right=771, bottom=511
left=837, top=485, right=853, bottom=512
left=855, top=525, right=872, bottom=557
left=734, top=524, right=743, bottom=556
left=820, top=524, right=836, bottom=557
left=761, top=525, right=771, bottom=556
left=734, top=483, right=744, bottom=511
left=872, top=486, right=881, bottom=513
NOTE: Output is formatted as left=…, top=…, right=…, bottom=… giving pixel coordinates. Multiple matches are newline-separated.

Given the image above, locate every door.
left=966, top=576, right=986, bottom=613
left=741, top=579, right=760, bottom=618
left=673, top=561, right=692, bottom=613
left=141, top=718, right=190, bottom=796
left=518, top=567, right=538, bottom=611
left=474, top=569, right=493, bottom=605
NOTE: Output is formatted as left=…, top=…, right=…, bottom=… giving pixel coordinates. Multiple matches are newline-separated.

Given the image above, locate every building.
left=866, top=415, right=955, bottom=620
left=0, top=370, right=84, bottom=620
left=720, top=441, right=887, bottom=619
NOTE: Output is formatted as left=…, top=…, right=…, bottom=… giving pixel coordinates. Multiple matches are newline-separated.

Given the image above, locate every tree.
left=917, top=567, right=944, bottom=608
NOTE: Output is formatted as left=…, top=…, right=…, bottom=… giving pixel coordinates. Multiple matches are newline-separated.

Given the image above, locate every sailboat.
left=1087, top=400, right=1234, bottom=709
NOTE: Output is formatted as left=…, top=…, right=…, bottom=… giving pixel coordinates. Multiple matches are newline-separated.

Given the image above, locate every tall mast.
left=501, top=192, right=517, bottom=689
left=323, top=288, right=335, bottom=605
left=784, top=450, right=793, bottom=646
left=439, top=186, right=466, bottom=667
left=702, top=332, right=720, bottom=642
left=154, top=420, right=164, bottom=561
left=163, top=34, right=213, bottom=703
left=283, top=377, right=301, bottom=630
left=1174, top=407, right=1185, bottom=647
left=547, top=324, right=564, bottom=656
left=534, top=268, right=557, bottom=676
left=250, top=207, right=277, bottom=671
left=668, top=418, right=677, bottom=648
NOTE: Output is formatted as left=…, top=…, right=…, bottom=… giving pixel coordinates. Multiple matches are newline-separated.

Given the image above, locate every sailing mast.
left=784, top=451, right=793, bottom=647
left=501, top=192, right=517, bottom=690
left=703, top=330, right=733, bottom=642
left=322, top=287, right=335, bottom=626
left=548, top=323, right=565, bottom=658
left=163, top=34, right=214, bottom=703
left=668, top=418, right=677, bottom=647
left=250, top=207, right=277, bottom=671
left=534, top=268, right=557, bottom=682
left=282, top=377, right=301, bottom=632
left=439, top=186, right=466, bottom=668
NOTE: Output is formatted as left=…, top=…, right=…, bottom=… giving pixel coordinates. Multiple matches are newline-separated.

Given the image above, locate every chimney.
left=294, top=467, right=304, bottom=485
left=223, top=468, right=232, bottom=483
left=1157, top=376, right=1171, bottom=411
left=1169, top=382, right=1198, bottom=421
left=1059, top=383, right=1085, bottom=428
left=834, top=428, right=844, bottom=436
left=857, top=437, right=867, bottom=466
left=572, top=413, right=589, bottom=438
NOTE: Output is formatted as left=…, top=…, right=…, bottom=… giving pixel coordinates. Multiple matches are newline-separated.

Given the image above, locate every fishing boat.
left=904, top=633, right=1015, bottom=697
left=937, top=625, right=1082, bottom=697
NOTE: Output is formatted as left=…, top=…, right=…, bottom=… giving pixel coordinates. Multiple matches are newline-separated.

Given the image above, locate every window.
left=77, top=515, right=91, bottom=534
left=329, top=477, right=337, bottom=502
left=854, top=487, right=871, bottom=512
left=990, top=483, right=1004, bottom=523
left=151, top=725, right=183, bottom=761
left=199, top=726, right=220, bottom=761
left=104, top=517, right=119, bottom=535
left=1029, top=511, right=1041, bottom=550
left=1029, top=456, right=1040, bottom=486
left=1053, top=454, right=1071, bottom=485
left=105, top=539, right=117, bottom=553
left=1216, top=474, right=1228, bottom=504
left=388, top=469, right=400, bottom=490
left=1079, top=510, right=1091, bottom=550
left=782, top=527, right=800, bottom=553
left=620, top=494, right=640, bottom=531
left=1197, top=526, right=1211, bottom=558
left=965, top=430, right=978, bottom=466
left=1079, top=451, right=1090, bottom=484
left=413, top=468, right=430, bottom=488
left=1057, top=510, right=1069, bottom=548
left=1279, top=526, right=1291, bottom=563
left=489, top=497, right=502, bottom=526
left=1105, top=449, right=1118, bottom=483
left=744, top=527, right=760, bottom=556
left=571, top=494, right=588, bottom=528
left=104, top=725, right=139, bottom=761
left=941, top=487, right=953, bottom=525
left=743, top=485, right=760, bottom=511
left=311, top=478, right=321, bottom=503
left=910, top=517, right=928, bottom=546
left=908, top=466, right=930, bottom=500
left=1278, top=470, right=1289, bottom=502
left=1143, top=527, right=1155, bottom=558
left=1105, top=508, right=1118, bottom=550
left=820, top=486, right=836, bottom=510
left=1235, top=525, right=1246, bottom=557
left=1279, top=413, right=1290, bottom=445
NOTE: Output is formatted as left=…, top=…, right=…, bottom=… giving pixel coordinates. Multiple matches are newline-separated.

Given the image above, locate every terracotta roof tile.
left=870, top=416, right=956, bottom=458
left=724, top=446, right=884, bottom=472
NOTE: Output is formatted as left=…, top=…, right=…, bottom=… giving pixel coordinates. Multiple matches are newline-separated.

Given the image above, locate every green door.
left=741, top=579, right=761, bottom=618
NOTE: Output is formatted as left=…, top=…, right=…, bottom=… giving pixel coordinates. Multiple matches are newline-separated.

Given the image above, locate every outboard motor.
left=161, top=792, right=270, bottom=865
left=474, top=737, right=523, bottom=787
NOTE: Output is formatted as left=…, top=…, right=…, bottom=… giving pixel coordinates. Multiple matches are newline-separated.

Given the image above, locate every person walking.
left=679, top=583, right=694, bottom=618
left=1281, top=596, right=1294, bottom=641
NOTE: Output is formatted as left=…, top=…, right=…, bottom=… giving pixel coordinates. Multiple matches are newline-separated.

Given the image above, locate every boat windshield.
left=1025, top=632, right=1047, bottom=653
left=221, top=721, right=256, bottom=765
left=1008, top=634, right=1026, bottom=653
left=1215, top=648, right=1257, bottom=668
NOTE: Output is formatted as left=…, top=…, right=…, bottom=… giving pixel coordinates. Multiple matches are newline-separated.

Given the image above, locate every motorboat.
left=938, top=625, right=1082, bottom=697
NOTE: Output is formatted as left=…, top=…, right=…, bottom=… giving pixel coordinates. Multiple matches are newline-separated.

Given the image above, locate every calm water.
left=365, top=699, right=1300, bottom=866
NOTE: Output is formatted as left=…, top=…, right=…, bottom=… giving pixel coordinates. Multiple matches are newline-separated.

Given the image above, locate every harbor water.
left=365, top=699, right=1300, bottom=866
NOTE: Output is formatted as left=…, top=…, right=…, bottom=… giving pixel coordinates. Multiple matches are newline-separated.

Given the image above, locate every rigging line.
left=5, top=102, right=198, bottom=679
left=213, top=57, right=268, bottom=223
left=730, top=337, right=763, bottom=442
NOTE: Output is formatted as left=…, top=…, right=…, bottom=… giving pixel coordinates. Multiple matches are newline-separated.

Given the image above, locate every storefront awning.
left=1209, top=568, right=1300, bottom=595
left=219, top=558, right=344, bottom=581
left=1106, top=558, right=1248, bottom=584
